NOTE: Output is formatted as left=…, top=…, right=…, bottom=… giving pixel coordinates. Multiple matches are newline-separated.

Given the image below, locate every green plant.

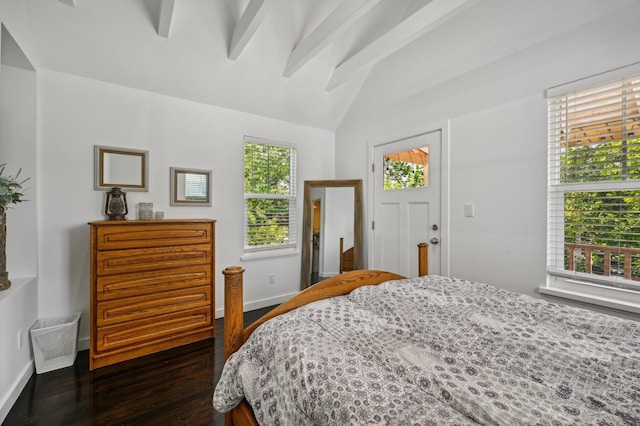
left=0, top=164, right=29, bottom=210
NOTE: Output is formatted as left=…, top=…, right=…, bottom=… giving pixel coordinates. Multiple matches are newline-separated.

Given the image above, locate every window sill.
left=539, top=282, right=640, bottom=315
left=240, top=247, right=299, bottom=261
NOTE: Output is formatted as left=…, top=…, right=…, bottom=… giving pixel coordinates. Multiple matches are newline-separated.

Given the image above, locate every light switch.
left=464, top=203, right=474, bottom=217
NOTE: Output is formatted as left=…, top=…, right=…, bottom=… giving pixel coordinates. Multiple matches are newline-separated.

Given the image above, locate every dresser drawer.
left=96, top=265, right=211, bottom=301
left=95, top=307, right=212, bottom=353
left=96, top=285, right=212, bottom=327
left=96, top=244, right=211, bottom=276
left=95, top=222, right=212, bottom=250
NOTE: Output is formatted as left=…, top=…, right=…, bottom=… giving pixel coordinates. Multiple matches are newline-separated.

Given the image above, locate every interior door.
left=372, top=130, right=441, bottom=277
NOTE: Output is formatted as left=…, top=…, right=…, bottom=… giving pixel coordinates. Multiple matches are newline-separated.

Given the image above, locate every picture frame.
left=170, top=167, right=212, bottom=206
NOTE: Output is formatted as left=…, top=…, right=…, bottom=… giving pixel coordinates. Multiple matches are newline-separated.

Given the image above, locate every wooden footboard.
left=220, top=242, right=428, bottom=425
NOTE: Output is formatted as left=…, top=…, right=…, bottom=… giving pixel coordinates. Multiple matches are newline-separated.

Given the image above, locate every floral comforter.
left=213, top=275, right=640, bottom=425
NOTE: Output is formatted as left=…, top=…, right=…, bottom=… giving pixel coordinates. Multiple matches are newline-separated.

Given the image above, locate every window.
left=243, top=138, right=297, bottom=252
left=544, top=65, right=640, bottom=311
left=383, top=147, right=430, bottom=190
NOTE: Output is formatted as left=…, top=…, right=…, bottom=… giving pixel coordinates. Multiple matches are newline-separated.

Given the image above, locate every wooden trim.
left=222, top=266, right=245, bottom=362
left=244, top=270, right=405, bottom=341
left=339, top=237, right=355, bottom=273
left=301, top=179, right=363, bottom=289
left=89, top=225, right=98, bottom=369
left=228, top=401, right=257, bottom=426
left=88, top=219, right=215, bottom=225
left=418, top=242, right=428, bottom=277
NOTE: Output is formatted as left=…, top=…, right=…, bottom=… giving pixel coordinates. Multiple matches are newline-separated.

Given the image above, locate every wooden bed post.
left=222, top=266, right=245, bottom=362
left=339, top=237, right=344, bottom=273
left=418, top=242, right=428, bottom=276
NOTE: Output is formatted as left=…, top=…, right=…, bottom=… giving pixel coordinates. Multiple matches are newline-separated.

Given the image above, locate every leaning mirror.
left=170, top=167, right=212, bottom=206
left=94, top=145, right=149, bottom=191
left=301, top=179, right=363, bottom=290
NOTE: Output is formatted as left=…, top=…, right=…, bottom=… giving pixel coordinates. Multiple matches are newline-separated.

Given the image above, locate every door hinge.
left=371, top=163, right=375, bottom=173
left=372, top=221, right=375, bottom=230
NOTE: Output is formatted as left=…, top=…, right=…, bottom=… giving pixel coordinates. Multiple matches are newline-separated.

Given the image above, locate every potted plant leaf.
left=0, top=164, right=29, bottom=291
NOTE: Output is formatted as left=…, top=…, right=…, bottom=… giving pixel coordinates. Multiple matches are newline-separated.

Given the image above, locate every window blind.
left=185, top=173, right=207, bottom=199
left=243, top=140, right=297, bottom=251
left=547, top=72, right=640, bottom=289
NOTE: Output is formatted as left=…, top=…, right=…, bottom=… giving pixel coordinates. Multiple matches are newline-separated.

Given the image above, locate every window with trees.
left=383, top=147, right=429, bottom=190
left=244, top=139, right=297, bottom=252
left=546, top=66, right=640, bottom=308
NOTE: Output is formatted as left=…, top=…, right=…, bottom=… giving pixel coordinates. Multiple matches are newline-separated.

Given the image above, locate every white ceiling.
left=6, top=0, right=640, bottom=131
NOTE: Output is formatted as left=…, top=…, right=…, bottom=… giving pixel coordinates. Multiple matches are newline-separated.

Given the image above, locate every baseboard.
left=77, top=336, right=90, bottom=351
left=215, top=292, right=298, bottom=318
left=0, top=361, right=34, bottom=424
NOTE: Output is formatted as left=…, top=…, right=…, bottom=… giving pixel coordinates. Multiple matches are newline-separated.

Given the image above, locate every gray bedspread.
left=213, top=275, right=640, bottom=425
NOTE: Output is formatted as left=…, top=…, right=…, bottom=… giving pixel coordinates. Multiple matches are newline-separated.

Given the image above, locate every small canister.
left=139, top=202, right=153, bottom=220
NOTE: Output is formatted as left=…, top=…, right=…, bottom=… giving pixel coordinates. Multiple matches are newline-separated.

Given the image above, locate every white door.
left=372, top=130, right=441, bottom=277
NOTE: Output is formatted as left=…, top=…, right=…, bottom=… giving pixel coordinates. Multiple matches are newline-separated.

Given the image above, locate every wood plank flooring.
left=3, top=306, right=275, bottom=426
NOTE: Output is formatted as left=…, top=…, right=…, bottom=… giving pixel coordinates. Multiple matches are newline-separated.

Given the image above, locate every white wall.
left=335, top=7, right=640, bottom=316
left=37, top=69, right=335, bottom=346
left=0, top=277, right=37, bottom=422
left=0, top=62, right=38, bottom=421
left=1, top=64, right=37, bottom=276
left=448, top=97, right=547, bottom=292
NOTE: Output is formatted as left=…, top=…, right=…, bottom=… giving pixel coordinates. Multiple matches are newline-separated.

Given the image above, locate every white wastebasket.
left=29, top=312, right=81, bottom=374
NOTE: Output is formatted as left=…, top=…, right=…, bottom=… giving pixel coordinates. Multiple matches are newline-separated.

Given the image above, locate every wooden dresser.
left=88, top=219, right=215, bottom=370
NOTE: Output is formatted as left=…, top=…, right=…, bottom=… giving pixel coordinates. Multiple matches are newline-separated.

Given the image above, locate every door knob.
left=430, top=237, right=439, bottom=245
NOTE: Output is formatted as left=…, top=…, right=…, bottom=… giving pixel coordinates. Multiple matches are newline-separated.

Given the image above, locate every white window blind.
left=547, top=71, right=640, bottom=295
left=185, top=173, right=207, bottom=200
left=243, top=139, right=297, bottom=251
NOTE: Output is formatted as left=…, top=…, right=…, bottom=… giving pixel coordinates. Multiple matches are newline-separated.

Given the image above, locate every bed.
left=214, top=264, right=640, bottom=425
left=339, top=237, right=354, bottom=273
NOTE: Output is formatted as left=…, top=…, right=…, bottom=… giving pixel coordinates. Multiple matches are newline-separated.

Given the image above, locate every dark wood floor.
left=3, top=306, right=275, bottom=426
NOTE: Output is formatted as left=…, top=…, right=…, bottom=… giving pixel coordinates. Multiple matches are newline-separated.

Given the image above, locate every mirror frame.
left=170, top=167, right=212, bottom=206
left=301, top=179, right=363, bottom=290
left=94, top=145, right=149, bottom=191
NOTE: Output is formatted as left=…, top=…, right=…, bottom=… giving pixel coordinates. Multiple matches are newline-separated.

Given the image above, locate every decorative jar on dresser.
left=88, top=219, right=215, bottom=370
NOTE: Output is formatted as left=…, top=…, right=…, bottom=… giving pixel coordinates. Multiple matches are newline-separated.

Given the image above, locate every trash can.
left=30, top=312, right=81, bottom=374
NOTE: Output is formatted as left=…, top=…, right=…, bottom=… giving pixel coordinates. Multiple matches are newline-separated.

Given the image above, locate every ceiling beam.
left=283, top=0, right=383, bottom=78
left=228, top=0, right=270, bottom=61
left=326, top=0, right=477, bottom=91
left=157, top=0, right=176, bottom=38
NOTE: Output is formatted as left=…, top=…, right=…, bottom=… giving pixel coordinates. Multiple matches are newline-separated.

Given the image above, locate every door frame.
left=366, top=120, right=451, bottom=276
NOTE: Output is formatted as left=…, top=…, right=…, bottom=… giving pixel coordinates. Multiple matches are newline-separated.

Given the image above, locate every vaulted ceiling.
left=5, top=0, right=639, bottom=131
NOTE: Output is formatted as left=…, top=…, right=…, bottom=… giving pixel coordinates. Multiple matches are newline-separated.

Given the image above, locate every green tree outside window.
left=244, top=142, right=296, bottom=250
